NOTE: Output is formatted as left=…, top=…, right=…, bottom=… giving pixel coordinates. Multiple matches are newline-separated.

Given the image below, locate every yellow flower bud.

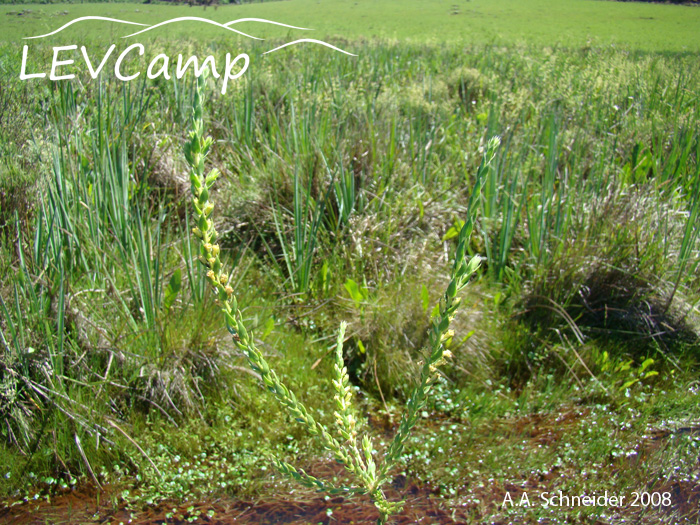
left=440, top=330, right=454, bottom=343
left=219, top=274, right=228, bottom=285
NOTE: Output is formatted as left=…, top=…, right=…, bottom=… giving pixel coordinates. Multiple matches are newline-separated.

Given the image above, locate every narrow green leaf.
left=420, top=284, right=430, bottom=313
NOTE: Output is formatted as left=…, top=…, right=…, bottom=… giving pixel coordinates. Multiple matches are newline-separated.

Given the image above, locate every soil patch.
left=1, top=479, right=469, bottom=525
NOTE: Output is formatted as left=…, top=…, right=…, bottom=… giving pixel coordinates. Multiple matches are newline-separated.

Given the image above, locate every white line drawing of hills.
left=24, top=16, right=355, bottom=56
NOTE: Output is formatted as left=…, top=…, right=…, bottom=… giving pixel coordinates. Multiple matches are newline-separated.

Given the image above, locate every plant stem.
left=185, top=71, right=500, bottom=525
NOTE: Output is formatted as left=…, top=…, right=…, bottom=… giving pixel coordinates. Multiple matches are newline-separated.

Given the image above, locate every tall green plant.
left=478, top=128, right=526, bottom=282
left=524, top=115, right=573, bottom=270
left=665, top=165, right=700, bottom=312
left=270, top=168, right=327, bottom=295
left=186, top=72, right=499, bottom=523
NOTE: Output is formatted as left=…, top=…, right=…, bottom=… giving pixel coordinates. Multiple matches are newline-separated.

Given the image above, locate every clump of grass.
left=185, top=71, right=499, bottom=523
left=447, top=67, right=491, bottom=108
left=521, top=181, right=699, bottom=359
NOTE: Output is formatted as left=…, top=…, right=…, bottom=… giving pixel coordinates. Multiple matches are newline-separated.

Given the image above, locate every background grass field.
left=1, top=1, right=699, bottom=524
left=2, top=0, right=700, bottom=51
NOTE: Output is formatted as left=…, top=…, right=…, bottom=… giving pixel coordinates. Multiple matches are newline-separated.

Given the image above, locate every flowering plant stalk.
left=185, top=73, right=500, bottom=524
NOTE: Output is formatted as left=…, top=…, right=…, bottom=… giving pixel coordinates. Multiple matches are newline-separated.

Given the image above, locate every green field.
left=1, top=1, right=699, bottom=524
left=2, top=0, right=700, bottom=51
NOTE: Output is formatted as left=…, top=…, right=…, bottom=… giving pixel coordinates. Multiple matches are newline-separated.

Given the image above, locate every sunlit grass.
left=1, top=0, right=700, bottom=51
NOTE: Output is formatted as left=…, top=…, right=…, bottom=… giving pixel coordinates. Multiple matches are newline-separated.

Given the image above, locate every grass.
left=0, top=2, right=699, bottom=523
left=0, top=0, right=699, bottom=51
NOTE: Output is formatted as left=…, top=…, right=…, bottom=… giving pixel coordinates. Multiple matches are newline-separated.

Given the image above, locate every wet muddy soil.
left=3, top=419, right=699, bottom=524
left=1, top=480, right=470, bottom=525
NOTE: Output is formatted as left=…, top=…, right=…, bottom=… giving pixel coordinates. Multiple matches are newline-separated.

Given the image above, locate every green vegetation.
left=2, top=0, right=700, bottom=51
left=1, top=1, right=699, bottom=523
